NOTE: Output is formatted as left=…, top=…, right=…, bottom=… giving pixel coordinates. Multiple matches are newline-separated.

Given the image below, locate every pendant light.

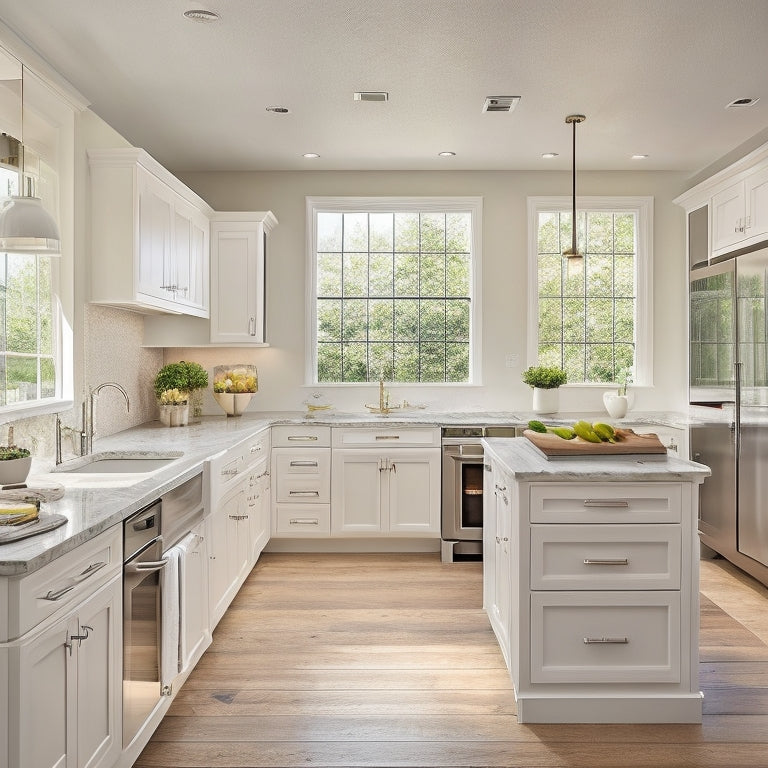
left=562, top=114, right=585, bottom=262
left=0, top=63, right=61, bottom=255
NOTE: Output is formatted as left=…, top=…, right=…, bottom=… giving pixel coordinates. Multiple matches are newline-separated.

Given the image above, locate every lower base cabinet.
left=3, top=574, right=122, bottom=768
left=483, top=442, right=705, bottom=724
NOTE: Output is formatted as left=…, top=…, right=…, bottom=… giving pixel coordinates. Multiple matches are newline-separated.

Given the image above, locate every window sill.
left=0, top=398, right=74, bottom=426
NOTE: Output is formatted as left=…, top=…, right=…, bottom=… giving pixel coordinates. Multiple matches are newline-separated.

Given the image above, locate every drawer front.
left=530, top=524, right=681, bottom=590
left=241, top=430, right=270, bottom=469
left=332, top=427, right=440, bottom=448
left=530, top=591, right=680, bottom=683
left=274, top=504, right=331, bottom=535
left=530, top=483, right=682, bottom=524
left=276, top=474, right=330, bottom=504
left=272, top=425, right=331, bottom=448
left=274, top=449, right=330, bottom=478
left=13, top=525, right=123, bottom=639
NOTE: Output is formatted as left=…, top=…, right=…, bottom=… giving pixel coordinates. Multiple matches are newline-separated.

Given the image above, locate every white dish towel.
left=160, top=544, right=182, bottom=690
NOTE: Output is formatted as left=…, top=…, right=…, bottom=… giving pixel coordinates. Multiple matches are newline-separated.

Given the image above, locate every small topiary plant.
left=521, top=365, right=568, bottom=389
left=153, top=361, right=209, bottom=399
left=0, top=446, right=31, bottom=461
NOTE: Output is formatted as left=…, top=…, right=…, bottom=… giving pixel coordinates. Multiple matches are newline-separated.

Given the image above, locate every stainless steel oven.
left=123, top=500, right=166, bottom=747
left=441, top=426, right=519, bottom=562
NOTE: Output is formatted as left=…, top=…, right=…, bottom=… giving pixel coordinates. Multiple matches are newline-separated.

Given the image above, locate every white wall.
left=174, top=168, right=691, bottom=416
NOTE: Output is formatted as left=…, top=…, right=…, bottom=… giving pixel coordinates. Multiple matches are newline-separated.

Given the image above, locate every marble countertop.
left=0, top=407, right=705, bottom=576
left=483, top=436, right=711, bottom=482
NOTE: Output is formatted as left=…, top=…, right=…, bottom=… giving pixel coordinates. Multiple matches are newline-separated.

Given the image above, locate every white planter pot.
left=213, top=392, right=254, bottom=417
left=159, top=403, right=189, bottom=427
left=603, top=392, right=629, bottom=419
left=532, top=387, right=559, bottom=415
left=0, top=456, right=32, bottom=486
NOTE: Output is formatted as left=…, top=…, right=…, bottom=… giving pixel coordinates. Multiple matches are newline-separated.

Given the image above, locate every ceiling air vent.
left=482, top=96, right=520, bottom=113
left=353, top=92, right=389, bottom=102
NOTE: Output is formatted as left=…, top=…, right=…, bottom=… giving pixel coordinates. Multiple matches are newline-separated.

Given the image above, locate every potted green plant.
left=521, top=365, right=567, bottom=415
left=154, top=361, right=209, bottom=426
left=0, top=427, right=32, bottom=486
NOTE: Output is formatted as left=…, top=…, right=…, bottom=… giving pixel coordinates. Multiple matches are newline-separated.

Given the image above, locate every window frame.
left=0, top=54, right=75, bottom=423
left=526, top=196, right=654, bottom=387
left=305, top=196, right=483, bottom=386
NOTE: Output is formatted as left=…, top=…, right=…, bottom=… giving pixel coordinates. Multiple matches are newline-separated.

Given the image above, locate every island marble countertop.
left=0, top=408, right=704, bottom=576
left=483, top=436, right=711, bottom=483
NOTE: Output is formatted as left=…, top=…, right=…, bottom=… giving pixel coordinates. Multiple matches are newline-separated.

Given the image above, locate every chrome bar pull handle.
left=290, top=460, right=318, bottom=467
left=583, top=499, right=630, bottom=508
left=288, top=490, right=320, bottom=496
left=583, top=558, right=629, bottom=565
left=584, top=636, right=629, bottom=644
left=290, top=518, right=319, bottom=525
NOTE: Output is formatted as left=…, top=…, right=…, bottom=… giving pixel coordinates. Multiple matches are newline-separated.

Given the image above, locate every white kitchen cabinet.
left=711, top=178, right=747, bottom=255
left=179, top=524, right=209, bottom=675
left=207, top=428, right=271, bottom=628
left=482, top=438, right=707, bottom=723
left=4, top=574, right=121, bottom=768
left=271, top=426, right=331, bottom=538
left=331, top=429, right=441, bottom=537
left=210, top=212, right=278, bottom=344
left=88, top=148, right=212, bottom=317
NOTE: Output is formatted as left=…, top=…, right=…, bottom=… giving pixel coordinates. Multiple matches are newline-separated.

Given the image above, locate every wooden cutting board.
left=523, top=428, right=667, bottom=457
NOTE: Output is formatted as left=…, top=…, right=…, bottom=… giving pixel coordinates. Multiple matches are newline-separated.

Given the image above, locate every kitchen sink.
left=51, top=452, right=184, bottom=484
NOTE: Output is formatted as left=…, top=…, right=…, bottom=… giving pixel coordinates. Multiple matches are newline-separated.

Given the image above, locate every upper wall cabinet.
left=210, top=212, right=278, bottom=344
left=88, top=148, right=213, bottom=317
left=676, top=142, right=768, bottom=265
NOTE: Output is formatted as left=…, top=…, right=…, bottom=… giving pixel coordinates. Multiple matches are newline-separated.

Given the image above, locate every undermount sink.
left=52, top=452, right=184, bottom=478
left=64, top=457, right=177, bottom=474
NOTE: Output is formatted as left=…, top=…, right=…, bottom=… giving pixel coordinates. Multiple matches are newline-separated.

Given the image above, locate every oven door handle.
left=124, top=557, right=169, bottom=574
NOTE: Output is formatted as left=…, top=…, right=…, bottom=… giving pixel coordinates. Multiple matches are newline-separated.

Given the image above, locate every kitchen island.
left=482, top=436, right=709, bottom=723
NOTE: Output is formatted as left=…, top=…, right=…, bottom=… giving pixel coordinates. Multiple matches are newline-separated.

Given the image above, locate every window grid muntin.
left=316, top=210, right=471, bottom=383
left=536, top=210, right=637, bottom=384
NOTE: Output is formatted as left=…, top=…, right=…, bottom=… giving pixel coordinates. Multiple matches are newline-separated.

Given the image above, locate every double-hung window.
left=527, top=196, right=653, bottom=386
left=306, top=197, right=482, bottom=384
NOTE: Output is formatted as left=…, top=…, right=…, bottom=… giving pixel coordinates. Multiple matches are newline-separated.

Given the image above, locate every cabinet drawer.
left=530, top=591, right=680, bottom=683
left=272, top=425, right=331, bottom=447
left=240, top=430, right=270, bottom=469
left=274, top=504, right=331, bottom=535
left=274, top=450, right=329, bottom=478
left=530, top=524, right=681, bottom=590
left=332, top=427, right=440, bottom=448
left=9, top=525, right=122, bottom=640
left=530, top=483, right=681, bottom=524
left=276, top=474, right=330, bottom=504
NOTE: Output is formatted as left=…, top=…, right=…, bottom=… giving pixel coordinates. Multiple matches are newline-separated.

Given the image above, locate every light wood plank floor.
left=134, top=554, right=768, bottom=768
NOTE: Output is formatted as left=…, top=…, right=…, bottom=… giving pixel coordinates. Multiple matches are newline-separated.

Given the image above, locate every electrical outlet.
left=505, top=354, right=520, bottom=369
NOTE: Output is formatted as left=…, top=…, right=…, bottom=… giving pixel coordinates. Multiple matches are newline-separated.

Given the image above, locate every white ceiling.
left=0, top=0, right=767, bottom=174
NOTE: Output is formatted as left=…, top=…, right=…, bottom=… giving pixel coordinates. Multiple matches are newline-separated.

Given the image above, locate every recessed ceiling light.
left=438, top=151, right=455, bottom=157
left=183, top=9, right=220, bottom=22
left=631, top=154, right=649, bottom=160
left=726, top=97, right=760, bottom=108
left=303, top=153, right=320, bottom=159
left=266, top=106, right=290, bottom=114
left=541, top=152, right=559, bottom=159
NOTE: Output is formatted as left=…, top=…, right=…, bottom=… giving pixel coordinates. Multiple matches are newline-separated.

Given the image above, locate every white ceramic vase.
left=532, top=387, right=559, bottom=415
left=0, top=456, right=32, bottom=486
left=159, top=403, right=189, bottom=427
left=214, top=392, right=254, bottom=417
left=603, top=392, right=629, bottom=419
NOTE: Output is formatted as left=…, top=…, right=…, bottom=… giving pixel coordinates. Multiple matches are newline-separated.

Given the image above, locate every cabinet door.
left=173, top=203, right=209, bottom=316
left=137, top=172, right=173, bottom=301
left=16, top=615, right=71, bottom=768
left=75, top=577, right=121, bottom=768
left=746, top=165, right=768, bottom=240
left=711, top=180, right=746, bottom=254
left=180, top=527, right=209, bottom=672
left=386, top=449, right=440, bottom=534
left=331, top=449, right=384, bottom=534
left=210, top=226, right=264, bottom=343
left=247, top=470, right=271, bottom=561
left=207, top=507, right=231, bottom=628
left=493, top=479, right=511, bottom=651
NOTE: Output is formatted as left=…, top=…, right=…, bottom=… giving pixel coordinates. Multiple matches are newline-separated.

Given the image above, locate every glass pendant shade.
left=0, top=194, right=60, bottom=253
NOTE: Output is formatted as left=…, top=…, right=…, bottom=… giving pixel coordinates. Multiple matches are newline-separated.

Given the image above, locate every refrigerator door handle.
left=734, top=361, right=742, bottom=458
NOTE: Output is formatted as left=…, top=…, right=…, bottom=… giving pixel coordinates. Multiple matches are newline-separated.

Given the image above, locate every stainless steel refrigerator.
left=689, top=248, right=768, bottom=587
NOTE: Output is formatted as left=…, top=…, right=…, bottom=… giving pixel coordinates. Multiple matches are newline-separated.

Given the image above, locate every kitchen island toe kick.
left=482, top=437, right=710, bottom=724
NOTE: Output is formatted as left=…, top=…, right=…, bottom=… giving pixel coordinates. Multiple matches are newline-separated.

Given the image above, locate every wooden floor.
left=134, top=553, right=768, bottom=768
